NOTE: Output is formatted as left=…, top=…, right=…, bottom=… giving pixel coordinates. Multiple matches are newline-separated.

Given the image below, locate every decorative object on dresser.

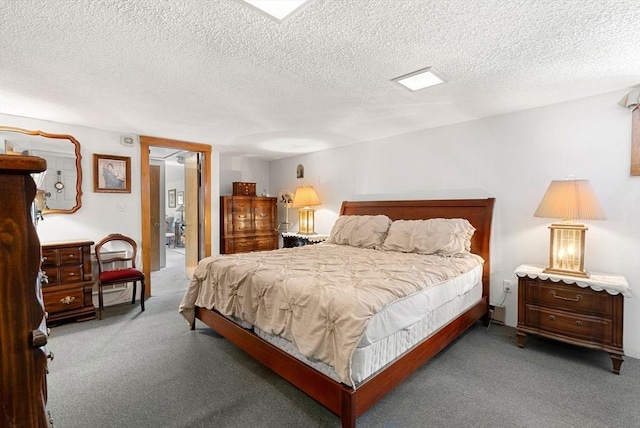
left=282, top=232, right=329, bottom=248
left=277, top=190, right=294, bottom=232
left=41, top=240, right=96, bottom=325
left=0, top=154, right=52, bottom=427
left=291, top=185, right=321, bottom=235
left=95, top=234, right=146, bottom=320
left=232, top=181, right=256, bottom=196
left=533, top=178, right=607, bottom=278
left=220, top=195, right=278, bottom=254
left=515, top=264, right=631, bottom=374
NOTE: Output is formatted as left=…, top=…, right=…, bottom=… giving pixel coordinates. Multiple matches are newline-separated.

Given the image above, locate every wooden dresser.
left=41, top=240, right=95, bottom=324
left=515, top=265, right=630, bottom=374
left=220, top=195, right=278, bottom=254
left=0, top=155, right=51, bottom=427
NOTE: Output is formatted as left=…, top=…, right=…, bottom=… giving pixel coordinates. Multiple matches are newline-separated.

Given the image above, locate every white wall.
left=269, top=90, right=640, bottom=359
left=219, top=154, right=272, bottom=197
left=0, top=113, right=222, bottom=297
left=1, top=114, right=143, bottom=243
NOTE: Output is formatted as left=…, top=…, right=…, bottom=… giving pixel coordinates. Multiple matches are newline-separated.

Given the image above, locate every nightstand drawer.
left=525, top=305, right=613, bottom=343
left=44, top=287, right=85, bottom=313
left=523, top=279, right=612, bottom=317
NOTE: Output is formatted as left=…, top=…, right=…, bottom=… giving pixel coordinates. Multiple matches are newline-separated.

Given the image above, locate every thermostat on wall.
left=120, top=135, right=137, bottom=147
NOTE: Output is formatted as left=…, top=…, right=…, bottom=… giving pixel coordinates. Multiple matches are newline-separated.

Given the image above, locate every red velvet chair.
left=94, top=233, right=145, bottom=319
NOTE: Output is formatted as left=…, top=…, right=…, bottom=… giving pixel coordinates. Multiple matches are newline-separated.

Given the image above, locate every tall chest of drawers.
left=515, top=264, right=630, bottom=374
left=220, top=196, right=278, bottom=254
left=41, top=240, right=96, bottom=324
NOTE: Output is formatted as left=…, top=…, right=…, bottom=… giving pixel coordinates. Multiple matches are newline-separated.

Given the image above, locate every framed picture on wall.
left=93, top=154, right=131, bottom=193
left=177, top=191, right=184, bottom=206
left=168, top=189, right=176, bottom=208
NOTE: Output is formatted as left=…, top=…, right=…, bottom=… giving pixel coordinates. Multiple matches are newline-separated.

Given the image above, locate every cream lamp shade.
left=534, top=179, right=606, bottom=277
left=291, top=185, right=320, bottom=235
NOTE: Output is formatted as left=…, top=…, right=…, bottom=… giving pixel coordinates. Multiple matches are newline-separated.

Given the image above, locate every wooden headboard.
left=339, top=198, right=496, bottom=299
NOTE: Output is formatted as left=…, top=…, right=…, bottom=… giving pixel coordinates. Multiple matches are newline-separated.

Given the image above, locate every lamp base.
left=542, top=267, right=590, bottom=278
left=297, top=207, right=316, bottom=235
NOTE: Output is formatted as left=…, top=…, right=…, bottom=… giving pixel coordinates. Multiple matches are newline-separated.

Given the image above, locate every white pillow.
left=381, top=218, right=475, bottom=256
left=326, top=215, right=392, bottom=249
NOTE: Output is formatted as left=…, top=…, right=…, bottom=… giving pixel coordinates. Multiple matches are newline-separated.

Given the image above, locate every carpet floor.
left=46, top=250, right=640, bottom=427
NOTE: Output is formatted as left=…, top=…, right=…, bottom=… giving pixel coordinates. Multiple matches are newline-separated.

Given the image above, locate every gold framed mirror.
left=0, top=125, right=82, bottom=214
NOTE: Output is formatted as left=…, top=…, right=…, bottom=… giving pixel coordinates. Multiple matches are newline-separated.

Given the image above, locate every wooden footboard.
left=195, top=297, right=487, bottom=427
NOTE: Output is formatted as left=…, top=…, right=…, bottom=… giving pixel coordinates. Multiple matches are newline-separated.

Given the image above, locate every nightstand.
left=515, top=264, right=631, bottom=374
left=282, top=233, right=329, bottom=248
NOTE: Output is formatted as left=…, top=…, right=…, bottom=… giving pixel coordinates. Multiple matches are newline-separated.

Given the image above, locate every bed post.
left=341, top=390, right=356, bottom=428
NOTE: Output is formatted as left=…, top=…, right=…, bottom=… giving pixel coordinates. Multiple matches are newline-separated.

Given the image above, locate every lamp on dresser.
left=291, top=185, right=320, bottom=235
left=534, top=178, right=607, bottom=278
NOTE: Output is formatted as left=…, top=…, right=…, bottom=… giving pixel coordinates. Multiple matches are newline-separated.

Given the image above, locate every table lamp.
left=534, top=179, right=606, bottom=277
left=291, top=185, right=320, bottom=235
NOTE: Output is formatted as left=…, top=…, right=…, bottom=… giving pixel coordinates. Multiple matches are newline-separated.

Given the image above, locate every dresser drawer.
left=232, top=198, right=252, bottom=211
left=44, top=287, right=85, bottom=313
left=253, top=199, right=272, bottom=210
left=254, top=219, right=274, bottom=232
left=255, top=236, right=276, bottom=251
left=232, top=211, right=252, bottom=222
left=232, top=220, right=254, bottom=233
left=231, top=238, right=256, bottom=253
left=42, top=267, right=59, bottom=286
left=41, top=248, right=58, bottom=267
left=60, top=265, right=83, bottom=283
left=523, top=279, right=612, bottom=317
left=59, top=247, right=83, bottom=265
left=524, top=305, right=613, bottom=343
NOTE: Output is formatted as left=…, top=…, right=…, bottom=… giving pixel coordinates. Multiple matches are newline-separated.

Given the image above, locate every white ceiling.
left=1, top=1, right=638, bottom=160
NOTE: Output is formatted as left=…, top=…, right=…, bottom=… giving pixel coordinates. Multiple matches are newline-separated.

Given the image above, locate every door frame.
left=140, top=135, right=212, bottom=298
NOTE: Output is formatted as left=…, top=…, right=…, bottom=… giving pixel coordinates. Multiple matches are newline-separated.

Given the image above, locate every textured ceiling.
left=1, top=0, right=638, bottom=159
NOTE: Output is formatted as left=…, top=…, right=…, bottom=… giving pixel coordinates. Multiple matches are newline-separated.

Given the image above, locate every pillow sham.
left=326, top=215, right=392, bottom=249
left=381, top=218, right=475, bottom=256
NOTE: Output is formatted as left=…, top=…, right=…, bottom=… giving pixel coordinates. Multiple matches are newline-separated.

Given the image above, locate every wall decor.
left=168, top=189, right=176, bottom=208
left=177, top=191, right=184, bottom=205
left=296, top=163, right=304, bottom=179
left=93, top=153, right=131, bottom=193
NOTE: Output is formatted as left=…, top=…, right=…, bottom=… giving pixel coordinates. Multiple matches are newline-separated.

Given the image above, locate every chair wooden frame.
left=95, top=233, right=145, bottom=319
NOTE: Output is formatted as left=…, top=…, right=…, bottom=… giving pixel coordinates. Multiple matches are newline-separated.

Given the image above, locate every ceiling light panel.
left=393, top=67, right=446, bottom=91
left=243, top=0, right=309, bottom=21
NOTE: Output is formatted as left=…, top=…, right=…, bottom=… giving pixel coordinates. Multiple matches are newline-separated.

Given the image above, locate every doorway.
left=140, top=136, right=212, bottom=298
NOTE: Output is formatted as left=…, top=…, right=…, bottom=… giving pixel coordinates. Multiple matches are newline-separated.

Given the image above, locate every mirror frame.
left=0, top=125, right=83, bottom=214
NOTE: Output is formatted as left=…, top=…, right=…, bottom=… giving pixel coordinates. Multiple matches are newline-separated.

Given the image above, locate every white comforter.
left=179, top=244, right=483, bottom=386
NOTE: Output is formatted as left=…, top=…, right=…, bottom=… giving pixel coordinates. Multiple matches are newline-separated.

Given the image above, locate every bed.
left=180, top=198, right=495, bottom=427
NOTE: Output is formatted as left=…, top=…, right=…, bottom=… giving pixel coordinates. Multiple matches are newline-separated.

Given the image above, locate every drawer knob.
left=68, top=254, right=75, bottom=258
left=575, top=320, right=583, bottom=327
left=550, top=290, right=582, bottom=302
left=60, top=296, right=76, bottom=305
left=47, top=351, right=55, bottom=361
left=31, top=329, right=48, bottom=348
left=549, top=315, right=556, bottom=321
